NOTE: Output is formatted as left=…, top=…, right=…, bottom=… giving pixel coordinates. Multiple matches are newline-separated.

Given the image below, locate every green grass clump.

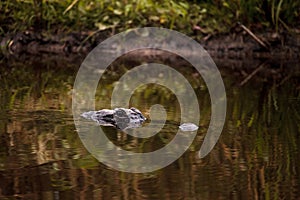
left=0, top=0, right=192, bottom=34
left=0, top=0, right=299, bottom=36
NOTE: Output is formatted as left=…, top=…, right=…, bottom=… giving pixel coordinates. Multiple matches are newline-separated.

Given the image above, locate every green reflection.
left=0, top=57, right=299, bottom=199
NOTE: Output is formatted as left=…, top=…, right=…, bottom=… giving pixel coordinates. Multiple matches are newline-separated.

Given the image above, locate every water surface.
left=0, top=55, right=299, bottom=199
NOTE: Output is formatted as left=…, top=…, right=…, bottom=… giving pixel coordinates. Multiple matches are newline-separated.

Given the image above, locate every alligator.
left=81, top=107, right=199, bottom=132
left=81, top=107, right=147, bottom=130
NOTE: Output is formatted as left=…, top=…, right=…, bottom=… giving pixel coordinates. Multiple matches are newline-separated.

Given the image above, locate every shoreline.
left=1, top=28, right=300, bottom=60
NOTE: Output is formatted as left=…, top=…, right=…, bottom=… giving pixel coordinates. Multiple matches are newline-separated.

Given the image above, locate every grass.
left=0, top=0, right=299, bottom=36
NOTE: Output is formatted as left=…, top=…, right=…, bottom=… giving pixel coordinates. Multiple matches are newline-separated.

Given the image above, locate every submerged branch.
left=240, top=61, right=268, bottom=86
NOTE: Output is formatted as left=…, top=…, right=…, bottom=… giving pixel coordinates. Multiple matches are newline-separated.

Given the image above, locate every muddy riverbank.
left=1, top=27, right=300, bottom=60
left=1, top=27, right=300, bottom=87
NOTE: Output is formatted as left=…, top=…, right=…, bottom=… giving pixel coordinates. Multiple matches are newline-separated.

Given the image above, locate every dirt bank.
left=1, top=26, right=300, bottom=60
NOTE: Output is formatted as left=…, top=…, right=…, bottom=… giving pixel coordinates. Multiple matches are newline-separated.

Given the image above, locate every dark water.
left=0, top=55, right=300, bottom=200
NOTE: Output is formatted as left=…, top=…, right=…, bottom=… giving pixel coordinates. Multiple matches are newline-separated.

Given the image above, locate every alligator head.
left=81, top=107, right=147, bottom=130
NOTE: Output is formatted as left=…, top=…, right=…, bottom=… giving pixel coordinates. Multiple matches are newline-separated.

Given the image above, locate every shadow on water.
left=0, top=54, right=299, bottom=199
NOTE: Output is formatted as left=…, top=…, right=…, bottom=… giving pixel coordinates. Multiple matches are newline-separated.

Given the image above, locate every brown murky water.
left=0, top=55, right=300, bottom=199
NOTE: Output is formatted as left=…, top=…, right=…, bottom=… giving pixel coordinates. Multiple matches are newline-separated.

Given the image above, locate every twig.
left=240, top=61, right=268, bottom=86
left=279, top=18, right=291, bottom=32
left=63, top=0, right=79, bottom=15
left=239, top=23, right=269, bottom=50
left=276, top=74, right=292, bottom=88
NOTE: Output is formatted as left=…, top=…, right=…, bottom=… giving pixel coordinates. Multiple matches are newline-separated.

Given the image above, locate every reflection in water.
left=0, top=56, right=299, bottom=199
